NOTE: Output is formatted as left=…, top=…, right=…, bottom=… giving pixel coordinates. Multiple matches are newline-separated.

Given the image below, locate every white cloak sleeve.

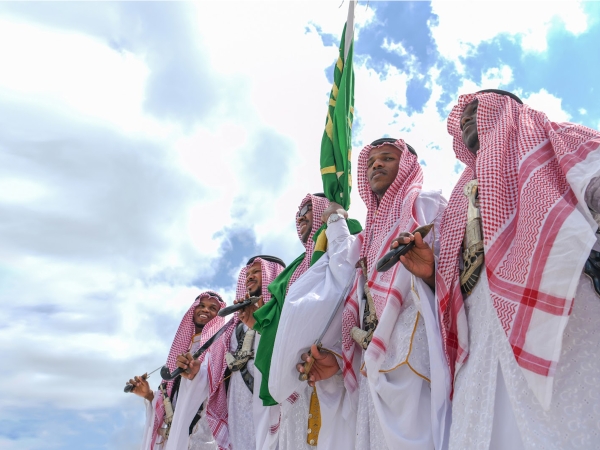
left=416, top=269, right=452, bottom=450
left=365, top=191, right=450, bottom=450
left=165, top=360, right=210, bottom=450
left=268, top=218, right=359, bottom=403
left=139, top=391, right=160, bottom=450
left=253, top=333, right=281, bottom=450
left=228, top=326, right=256, bottom=450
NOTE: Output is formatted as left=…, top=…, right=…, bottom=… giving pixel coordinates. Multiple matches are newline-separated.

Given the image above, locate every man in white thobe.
left=436, top=89, right=600, bottom=449
left=296, top=138, right=450, bottom=450
left=167, top=256, right=285, bottom=450
left=127, top=292, right=226, bottom=450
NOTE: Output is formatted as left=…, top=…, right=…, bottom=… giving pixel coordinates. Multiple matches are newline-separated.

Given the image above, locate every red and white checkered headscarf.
left=202, top=257, right=285, bottom=449
left=235, top=256, right=285, bottom=302
left=152, top=291, right=226, bottom=448
left=341, top=139, right=423, bottom=395
left=438, top=91, right=600, bottom=407
left=288, top=194, right=331, bottom=291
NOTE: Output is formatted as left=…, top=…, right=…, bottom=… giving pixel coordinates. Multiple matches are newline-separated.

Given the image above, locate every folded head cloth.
left=438, top=89, right=600, bottom=408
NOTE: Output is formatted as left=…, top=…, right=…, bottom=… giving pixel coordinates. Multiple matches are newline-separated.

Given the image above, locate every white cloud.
left=521, top=88, right=571, bottom=122
left=0, top=2, right=375, bottom=424
left=430, top=0, right=589, bottom=65
left=0, top=17, right=166, bottom=137
left=0, top=178, right=52, bottom=203
left=481, top=65, right=514, bottom=87
left=381, top=37, right=421, bottom=78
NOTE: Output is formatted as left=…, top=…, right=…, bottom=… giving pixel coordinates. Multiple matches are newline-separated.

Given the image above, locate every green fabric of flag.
left=253, top=254, right=305, bottom=406
left=253, top=11, right=357, bottom=406
left=320, top=22, right=354, bottom=210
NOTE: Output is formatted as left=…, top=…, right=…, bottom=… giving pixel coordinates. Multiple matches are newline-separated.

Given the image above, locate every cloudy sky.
left=1, top=1, right=599, bottom=448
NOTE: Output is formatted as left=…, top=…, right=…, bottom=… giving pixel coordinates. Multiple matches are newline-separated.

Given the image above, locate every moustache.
left=371, top=169, right=386, bottom=179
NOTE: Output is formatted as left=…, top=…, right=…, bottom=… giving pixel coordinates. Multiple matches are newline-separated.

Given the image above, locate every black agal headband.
left=198, top=291, right=224, bottom=303
left=246, top=255, right=286, bottom=268
left=370, top=138, right=417, bottom=156
left=477, top=89, right=523, bottom=104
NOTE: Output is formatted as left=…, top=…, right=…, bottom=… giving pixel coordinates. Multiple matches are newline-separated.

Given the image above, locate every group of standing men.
left=127, top=89, right=600, bottom=450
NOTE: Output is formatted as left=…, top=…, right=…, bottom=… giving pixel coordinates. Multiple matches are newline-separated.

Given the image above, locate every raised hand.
left=236, top=295, right=263, bottom=329
left=127, top=374, right=154, bottom=402
left=176, top=352, right=200, bottom=380
left=296, top=344, right=340, bottom=387
left=392, top=231, right=435, bottom=289
left=321, top=202, right=348, bottom=224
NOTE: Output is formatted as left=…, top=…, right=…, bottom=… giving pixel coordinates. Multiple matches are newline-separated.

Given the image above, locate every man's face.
left=296, top=201, right=313, bottom=244
left=366, top=144, right=402, bottom=200
left=193, top=297, right=221, bottom=327
left=460, top=99, right=480, bottom=155
left=245, top=261, right=262, bottom=297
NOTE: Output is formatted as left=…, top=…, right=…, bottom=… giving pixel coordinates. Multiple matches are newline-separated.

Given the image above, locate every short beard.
left=300, top=224, right=312, bottom=244
left=249, top=286, right=261, bottom=297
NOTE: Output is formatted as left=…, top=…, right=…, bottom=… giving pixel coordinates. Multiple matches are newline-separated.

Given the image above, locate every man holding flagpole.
left=267, top=193, right=361, bottom=449
left=289, top=3, right=451, bottom=447
left=248, top=2, right=364, bottom=449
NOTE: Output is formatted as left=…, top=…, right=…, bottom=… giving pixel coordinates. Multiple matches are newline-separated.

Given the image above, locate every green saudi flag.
left=253, top=3, right=360, bottom=406
left=320, top=3, right=355, bottom=210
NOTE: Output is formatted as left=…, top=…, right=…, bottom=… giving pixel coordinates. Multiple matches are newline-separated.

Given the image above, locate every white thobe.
left=354, top=279, right=438, bottom=450
left=166, top=331, right=280, bottom=450
left=227, top=324, right=255, bottom=450
left=353, top=191, right=449, bottom=450
left=140, top=334, right=216, bottom=450
left=449, top=268, right=600, bottom=449
left=270, top=191, right=450, bottom=450
left=140, top=391, right=162, bottom=450
left=228, top=325, right=280, bottom=450
left=269, top=217, right=359, bottom=450
left=277, top=387, right=312, bottom=450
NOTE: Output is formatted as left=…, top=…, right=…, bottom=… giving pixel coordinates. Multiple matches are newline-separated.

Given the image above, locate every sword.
left=218, top=296, right=261, bottom=317
left=160, top=320, right=235, bottom=381
left=124, top=365, right=162, bottom=393
left=299, top=272, right=356, bottom=381
left=376, top=216, right=439, bottom=273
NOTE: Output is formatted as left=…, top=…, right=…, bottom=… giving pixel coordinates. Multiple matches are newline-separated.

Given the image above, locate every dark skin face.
left=366, top=144, right=402, bottom=201
left=297, top=201, right=313, bottom=244
left=193, top=297, right=221, bottom=334
left=236, top=261, right=264, bottom=329
left=128, top=296, right=220, bottom=393
left=245, top=261, right=263, bottom=297
left=460, top=99, right=480, bottom=155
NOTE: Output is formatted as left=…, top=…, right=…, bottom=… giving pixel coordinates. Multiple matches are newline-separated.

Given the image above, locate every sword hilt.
left=124, top=373, right=148, bottom=393
left=376, top=222, right=435, bottom=272
left=298, top=344, right=322, bottom=382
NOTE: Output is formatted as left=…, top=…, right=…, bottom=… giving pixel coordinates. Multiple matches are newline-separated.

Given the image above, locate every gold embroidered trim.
left=378, top=311, right=430, bottom=383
